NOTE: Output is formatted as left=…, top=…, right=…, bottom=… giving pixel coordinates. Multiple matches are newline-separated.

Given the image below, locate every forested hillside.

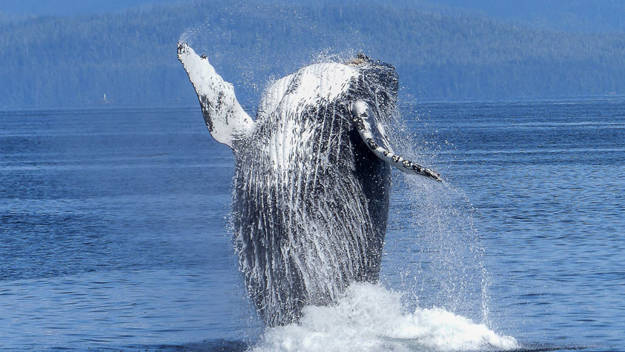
left=430, top=0, right=625, bottom=34
left=1, top=0, right=625, bottom=109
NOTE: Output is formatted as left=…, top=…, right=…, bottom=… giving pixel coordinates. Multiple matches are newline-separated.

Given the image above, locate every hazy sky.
left=0, top=0, right=172, bottom=16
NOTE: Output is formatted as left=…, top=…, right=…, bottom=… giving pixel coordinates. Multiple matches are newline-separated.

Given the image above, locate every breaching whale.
left=177, top=43, right=441, bottom=326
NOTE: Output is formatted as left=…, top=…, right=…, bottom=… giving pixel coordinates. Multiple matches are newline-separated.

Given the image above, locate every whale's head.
left=345, top=53, right=400, bottom=138
left=346, top=53, right=399, bottom=107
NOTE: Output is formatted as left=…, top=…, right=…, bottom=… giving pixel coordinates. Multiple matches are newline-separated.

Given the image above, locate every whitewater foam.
left=251, top=283, right=518, bottom=352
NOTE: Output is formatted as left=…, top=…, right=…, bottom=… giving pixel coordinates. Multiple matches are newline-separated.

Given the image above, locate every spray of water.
left=383, top=107, right=492, bottom=323
left=251, top=283, right=517, bottom=352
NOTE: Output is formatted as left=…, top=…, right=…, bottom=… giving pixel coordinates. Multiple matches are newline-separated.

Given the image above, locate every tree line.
left=1, top=0, right=625, bottom=109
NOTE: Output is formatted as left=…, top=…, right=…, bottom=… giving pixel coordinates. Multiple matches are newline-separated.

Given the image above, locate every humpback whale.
left=177, top=43, right=441, bottom=326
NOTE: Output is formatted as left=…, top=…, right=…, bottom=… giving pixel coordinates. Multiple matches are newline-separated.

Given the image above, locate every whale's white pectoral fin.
left=350, top=100, right=442, bottom=182
left=177, top=42, right=254, bottom=148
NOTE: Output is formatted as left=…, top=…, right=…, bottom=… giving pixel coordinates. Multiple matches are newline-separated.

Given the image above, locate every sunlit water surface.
left=0, top=100, right=623, bottom=351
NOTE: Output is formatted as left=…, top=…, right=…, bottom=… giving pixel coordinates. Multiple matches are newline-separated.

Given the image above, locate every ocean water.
left=0, top=100, right=623, bottom=351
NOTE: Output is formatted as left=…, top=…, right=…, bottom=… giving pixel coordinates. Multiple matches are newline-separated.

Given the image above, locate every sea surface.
left=0, top=100, right=623, bottom=351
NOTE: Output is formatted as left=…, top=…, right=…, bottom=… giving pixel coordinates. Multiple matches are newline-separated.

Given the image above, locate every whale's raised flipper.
left=177, top=42, right=255, bottom=148
left=350, top=100, right=442, bottom=182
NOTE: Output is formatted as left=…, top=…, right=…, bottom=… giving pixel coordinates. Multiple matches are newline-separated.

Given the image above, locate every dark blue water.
left=0, top=101, right=623, bottom=351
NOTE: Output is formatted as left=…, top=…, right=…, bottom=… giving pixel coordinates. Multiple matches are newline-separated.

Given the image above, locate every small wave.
left=251, top=283, right=518, bottom=352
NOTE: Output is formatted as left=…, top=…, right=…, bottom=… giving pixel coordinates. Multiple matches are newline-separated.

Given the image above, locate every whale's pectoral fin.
left=177, top=42, right=254, bottom=148
left=350, top=100, right=442, bottom=182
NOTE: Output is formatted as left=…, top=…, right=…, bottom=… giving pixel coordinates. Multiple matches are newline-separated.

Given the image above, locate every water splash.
left=251, top=283, right=518, bottom=352
left=377, top=107, right=492, bottom=324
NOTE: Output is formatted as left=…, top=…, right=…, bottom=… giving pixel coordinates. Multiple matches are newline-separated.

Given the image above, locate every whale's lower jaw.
left=232, top=101, right=391, bottom=327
